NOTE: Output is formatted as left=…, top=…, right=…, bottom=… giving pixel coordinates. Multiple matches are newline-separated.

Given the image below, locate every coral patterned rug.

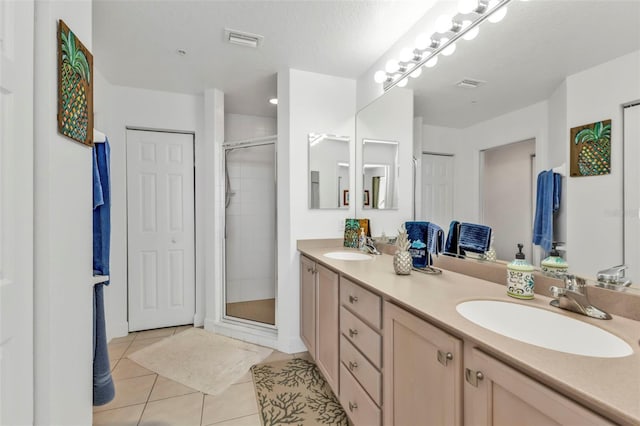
left=251, top=358, right=348, bottom=426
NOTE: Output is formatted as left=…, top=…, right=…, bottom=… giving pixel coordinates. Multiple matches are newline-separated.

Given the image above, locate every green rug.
left=251, top=357, right=348, bottom=426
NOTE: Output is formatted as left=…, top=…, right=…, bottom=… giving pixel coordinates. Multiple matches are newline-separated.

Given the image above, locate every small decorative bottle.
left=393, top=224, right=412, bottom=275
left=541, top=243, right=568, bottom=277
left=507, top=243, right=535, bottom=299
left=358, top=228, right=367, bottom=251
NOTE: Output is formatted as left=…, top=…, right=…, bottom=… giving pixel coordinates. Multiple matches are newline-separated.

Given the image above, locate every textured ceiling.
left=93, top=0, right=438, bottom=117
left=406, top=0, right=640, bottom=128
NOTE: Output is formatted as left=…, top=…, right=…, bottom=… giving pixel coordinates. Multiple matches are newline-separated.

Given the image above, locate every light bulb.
left=488, top=0, right=508, bottom=23
left=374, top=70, right=387, bottom=84
left=410, top=67, right=422, bottom=78
left=397, top=77, right=408, bottom=88
left=458, top=0, right=477, bottom=14
left=435, top=14, right=453, bottom=33
left=399, top=47, right=414, bottom=62
left=425, top=56, right=438, bottom=68
left=442, top=40, right=456, bottom=56
left=385, top=59, right=400, bottom=73
left=415, top=33, right=431, bottom=50
left=463, top=24, right=480, bottom=40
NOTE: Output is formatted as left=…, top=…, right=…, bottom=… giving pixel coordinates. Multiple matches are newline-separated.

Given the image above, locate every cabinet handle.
left=349, top=295, right=358, bottom=304
left=348, top=328, right=358, bottom=338
left=465, top=368, right=484, bottom=387
left=348, top=361, right=358, bottom=371
left=437, top=350, right=453, bottom=366
left=348, top=401, right=358, bottom=412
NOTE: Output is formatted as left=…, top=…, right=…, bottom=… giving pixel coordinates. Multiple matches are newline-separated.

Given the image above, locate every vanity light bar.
left=379, top=0, right=513, bottom=91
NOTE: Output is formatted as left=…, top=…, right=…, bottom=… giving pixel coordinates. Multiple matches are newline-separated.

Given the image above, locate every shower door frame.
left=222, top=136, right=278, bottom=330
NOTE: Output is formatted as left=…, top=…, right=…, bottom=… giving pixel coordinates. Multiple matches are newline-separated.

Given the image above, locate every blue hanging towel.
left=92, top=139, right=115, bottom=406
left=444, top=220, right=464, bottom=257
left=406, top=221, right=429, bottom=268
left=426, top=223, right=445, bottom=256
left=533, top=170, right=562, bottom=252
left=459, top=223, right=492, bottom=254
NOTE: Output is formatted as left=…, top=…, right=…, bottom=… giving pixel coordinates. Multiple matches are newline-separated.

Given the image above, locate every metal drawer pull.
left=348, top=328, right=358, bottom=338
left=348, top=361, right=358, bottom=371
left=437, top=350, right=453, bottom=366
left=348, top=402, right=358, bottom=412
left=349, top=295, right=358, bottom=304
left=465, top=368, right=484, bottom=387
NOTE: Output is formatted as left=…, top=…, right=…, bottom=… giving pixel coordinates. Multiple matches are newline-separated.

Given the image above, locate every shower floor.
left=226, top=298, right=275, bottom=325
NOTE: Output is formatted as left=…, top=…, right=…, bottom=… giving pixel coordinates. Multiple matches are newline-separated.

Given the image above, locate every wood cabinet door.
left=300, top=256, right=316, bottom=359
left=316, top=264, right=340, bottom=394
left=383, top=301, right=463, bottom=426
left=464, top=348, right=614, bottom=426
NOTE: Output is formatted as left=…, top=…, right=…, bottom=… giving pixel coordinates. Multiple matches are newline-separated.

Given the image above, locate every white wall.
left=225, top=113, right=276, bottom=141
left=34, top=1, right=94, bottom=424
left=93, top=79, right=205, bottom=339
left=278, top=69, right=357, bottom=353
left=356, top=88, right=414, bottom=236
left=566, top=50, right=640, bottom=277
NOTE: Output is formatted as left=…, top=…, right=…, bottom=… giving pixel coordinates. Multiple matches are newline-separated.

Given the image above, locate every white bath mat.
left=127, top=328, right=272, bottom=395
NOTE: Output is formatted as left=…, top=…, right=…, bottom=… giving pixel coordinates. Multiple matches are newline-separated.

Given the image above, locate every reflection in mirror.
left=308, top=133, right=350, bottom=209
left=362, top=139, right=398, bottom=210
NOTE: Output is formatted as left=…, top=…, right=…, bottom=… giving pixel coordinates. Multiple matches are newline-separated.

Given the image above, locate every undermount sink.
left=456, top=300, right=633, bottom=358
left=323, top=251, right=372, bottom=261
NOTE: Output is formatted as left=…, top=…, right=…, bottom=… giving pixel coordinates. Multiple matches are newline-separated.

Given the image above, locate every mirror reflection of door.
left=481, top=139, right=536, bottom=261
left=422, top=153, right=454, bottom=229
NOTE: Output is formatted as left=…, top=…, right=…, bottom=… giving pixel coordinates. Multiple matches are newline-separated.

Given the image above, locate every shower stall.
left=223, top=136, right=277, bottom=326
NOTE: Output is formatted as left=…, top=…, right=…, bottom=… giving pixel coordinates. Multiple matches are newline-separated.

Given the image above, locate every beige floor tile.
left=138, top=392, right=204, bottom=426
left=111, top=358, right=155, bottom=381
left=93, top=374, right=157, bottom=413
left=123, top=337, right=163, bottom=357
left=261, top=351, right=294, bottom=364
left=109, top=334, right=135, bottom=345
left=148, top=376, right=198, bottom=401
left=172, top=324, right=194, bottom=335
left=92, top=403, right=145, bottom=426
left=233, top=370, right=253, bottom=384
left=201, top=382, right=258, bottom=425
left=293, top=351, right=312, bottom=361
left=133, top=327, right=176, bottom=341
left=107, top=342, right=131, bottom=361
left=206, top=413, right=261, bottom=426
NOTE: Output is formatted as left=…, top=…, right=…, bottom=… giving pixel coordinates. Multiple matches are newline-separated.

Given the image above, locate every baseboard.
left=106, top=321, right=129, bottom=342
left=280, top=336, right=306, bottom=354
left=205, top=318, right=279, bottom=350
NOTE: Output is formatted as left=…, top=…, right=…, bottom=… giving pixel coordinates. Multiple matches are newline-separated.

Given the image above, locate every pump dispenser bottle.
left=541, top=243, right=568, bottom=276
left=507, top=243, right=535, bottom=299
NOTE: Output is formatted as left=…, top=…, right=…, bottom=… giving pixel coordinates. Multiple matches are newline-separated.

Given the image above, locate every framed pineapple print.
left=570, top=119, right=611, bottom=177
left=58, top=20, right=93, bottom=146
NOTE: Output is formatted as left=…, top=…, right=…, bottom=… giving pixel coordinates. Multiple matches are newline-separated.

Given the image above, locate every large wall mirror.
left=308, top=133, right=351, bottom=209
left=379, top=0, right=640, bottom=291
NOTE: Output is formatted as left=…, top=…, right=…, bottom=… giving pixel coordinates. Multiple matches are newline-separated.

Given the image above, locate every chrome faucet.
left=549, top=274, right=611, bottom=320
left=362, top=237, right=382, bottom=255
left=596, top=265, right=632, bottom=291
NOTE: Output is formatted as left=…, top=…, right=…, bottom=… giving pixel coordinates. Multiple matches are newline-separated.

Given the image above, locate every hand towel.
left=444, top=221, right=465, bottom=257
left=406, top=221, right=429, bottom=268
left=426, top=223, right=445, bottom=256
left=533, top=170, right=561, bottom=252
left=459, top=223, right=492, bottom=254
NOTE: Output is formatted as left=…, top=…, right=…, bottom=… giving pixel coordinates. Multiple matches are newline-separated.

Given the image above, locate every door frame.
left=125, top=127, right=197, bottom=331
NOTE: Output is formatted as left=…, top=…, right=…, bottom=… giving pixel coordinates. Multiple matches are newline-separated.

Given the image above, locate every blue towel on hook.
left=426, top=223, right=445, bottom=256
left=92, top=139, right=114, bottom=406
left=406, top=221, right=429, bottom=268
left=444, top=220, right=464, bottom=257
left=533, top=170, right=561, bottom=252
left=459, top=223, right=492, bottom=254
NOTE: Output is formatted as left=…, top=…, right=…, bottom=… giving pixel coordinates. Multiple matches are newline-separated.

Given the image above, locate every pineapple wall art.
left=570, top=119, right=611, bottom=177
left=58, top=20, right=93, bottom=146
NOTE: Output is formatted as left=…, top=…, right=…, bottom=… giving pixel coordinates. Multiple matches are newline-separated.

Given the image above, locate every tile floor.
left=94, top=325, right=308, bottom=426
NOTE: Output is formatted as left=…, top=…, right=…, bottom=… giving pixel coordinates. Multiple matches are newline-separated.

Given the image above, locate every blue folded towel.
left=444, top=221, right=464, bottom=257
left=533, top=170, right=562, bottom=252
left=406, top=221, right=429, bottom=268
left=459, top=223, right=492, bottom=254
left=426, top=223, right=445, bottom=256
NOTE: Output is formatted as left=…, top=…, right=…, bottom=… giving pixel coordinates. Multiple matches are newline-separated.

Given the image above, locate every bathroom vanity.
left=298, top=240, right=640, bottom=426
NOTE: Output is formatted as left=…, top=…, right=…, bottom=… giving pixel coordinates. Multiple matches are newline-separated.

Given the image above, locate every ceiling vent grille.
left=224, top=29, right=263, bottom=48
left=455, top=78, right=486, bottom=88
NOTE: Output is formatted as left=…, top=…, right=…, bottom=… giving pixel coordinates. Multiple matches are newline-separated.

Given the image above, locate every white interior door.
left=0, top=1, right=34, bottom=423
left=127, top=130, right=195, bottom=331
left=624, top=104, right=640, bottom=281
left=421, top=153, right=454, bottom=228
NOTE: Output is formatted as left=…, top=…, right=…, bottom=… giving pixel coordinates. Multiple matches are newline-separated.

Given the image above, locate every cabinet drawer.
left=340, top=335, right=381, bottom=405
left=340, top=306, right=381, bottom=368
left=340, top=364, right=381, bottom=426
left=341, top=278, right=382, bottom=329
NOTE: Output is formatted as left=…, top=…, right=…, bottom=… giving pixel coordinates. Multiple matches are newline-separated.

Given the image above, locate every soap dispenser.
left=541, top=243, right=568, bottom=276
left=507, top=243, right=535, bottom=299
left=358, top=227, right=367, bottom=251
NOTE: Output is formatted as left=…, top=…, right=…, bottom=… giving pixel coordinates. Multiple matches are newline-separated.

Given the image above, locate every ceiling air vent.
left=224, top=29, right=263, bottom=48
left=455, top=78, right=486, bottom=89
